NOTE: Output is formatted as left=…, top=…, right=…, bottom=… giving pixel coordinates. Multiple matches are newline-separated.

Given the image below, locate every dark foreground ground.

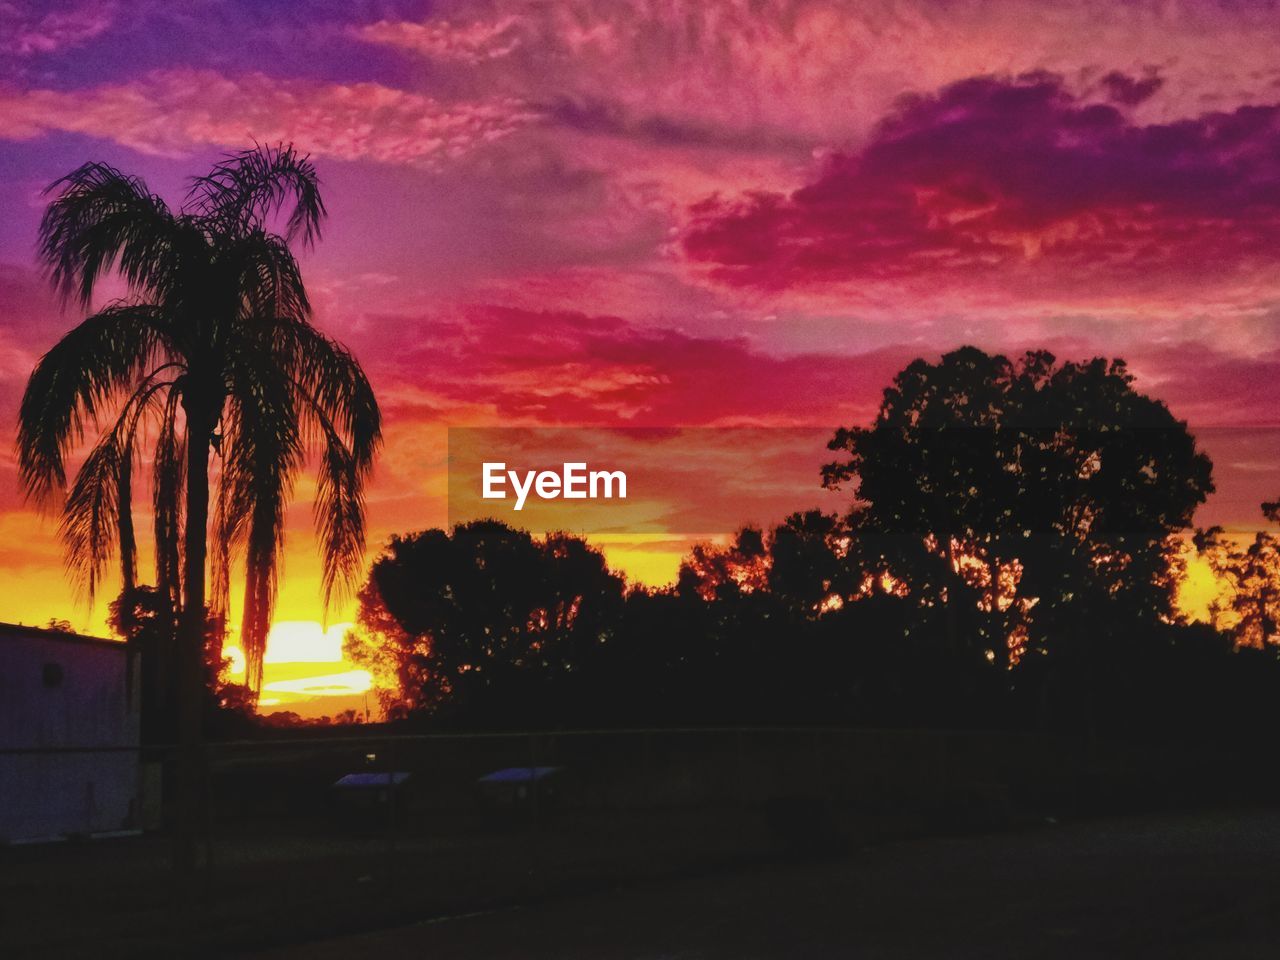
left=256, top=808, right=1280, bottom=960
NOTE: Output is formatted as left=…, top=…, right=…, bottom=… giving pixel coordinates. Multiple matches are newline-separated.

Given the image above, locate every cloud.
left=340, top=2, right=1280, bottom=318
left=681, top=72, right=1280, bottom=307
left=342, top=303, right=1280, bottom=546
left=3, top=1, right=117, bottom=56
left=349, top=302, right=1280, bottom=439
left=0, top=69, right=539, bottom=166
left=1130, top=343, right=1280, bottom=428
left=359, top=304, right=910, bottom=429
left=357, top=0, right=1280, bottom=147
left=1101, top=69, right=1164, bottom=106
left=358, top=14, right=525, bottom=64
left=545, top=96, right=811, bottom=155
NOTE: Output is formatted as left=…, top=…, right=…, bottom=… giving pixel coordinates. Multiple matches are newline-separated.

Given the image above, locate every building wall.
left=0, top=630, right=141, bottom=841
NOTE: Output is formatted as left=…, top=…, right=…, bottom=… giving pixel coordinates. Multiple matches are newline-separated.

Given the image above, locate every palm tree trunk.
left=174, top=398, right=212, bottom=877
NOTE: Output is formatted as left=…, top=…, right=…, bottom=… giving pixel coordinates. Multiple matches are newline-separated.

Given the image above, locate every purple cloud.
left=682, top=72, right=1280, bottom=305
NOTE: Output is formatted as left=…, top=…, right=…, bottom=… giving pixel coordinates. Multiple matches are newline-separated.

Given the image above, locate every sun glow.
left=224, top=621, right=370, bottom=714
left=261, top=670, right=372, bottom=696
left=266, top=621, right=354, bottom=662
left=224, top=621, right=354, bottom=672
left=1177, top=553, right=1222, bottom=623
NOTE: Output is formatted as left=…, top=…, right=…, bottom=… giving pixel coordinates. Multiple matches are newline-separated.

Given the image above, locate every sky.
left=3, top=0, right=1280, bottom=714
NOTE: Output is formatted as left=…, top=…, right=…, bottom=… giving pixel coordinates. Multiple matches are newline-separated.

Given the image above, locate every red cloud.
left=682, top=73, right=1280, bottom=305
left=360, top=305, right=909, bottom=428
left=348, top=303, right=1280, bottom=541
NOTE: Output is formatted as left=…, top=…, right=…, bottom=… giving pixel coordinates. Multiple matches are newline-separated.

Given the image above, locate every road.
left=257, top=808, right=1280, bottom=959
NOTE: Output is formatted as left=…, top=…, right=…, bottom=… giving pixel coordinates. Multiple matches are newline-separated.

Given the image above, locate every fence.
left=0, top=726, right=1248, bottom=957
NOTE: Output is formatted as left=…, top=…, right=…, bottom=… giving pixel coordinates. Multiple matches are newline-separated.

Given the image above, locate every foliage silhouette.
left=19, top=145, right=381, bottom=867
left=21, top=145, right=381, bottom=689
left=348, top=520, right=625, bottom=727
left=108, top=585, right=256, bottom=741
left=823, top=348, right=1214, bottom=729
left=1195, top=522, right=1280, bottom=650
left=347, top=348, right=1275, bottom=737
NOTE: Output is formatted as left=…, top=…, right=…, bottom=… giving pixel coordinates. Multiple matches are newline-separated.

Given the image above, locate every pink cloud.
left=339, top=4, right=1280, bottom=324
left=682, top=73, right=1280, bottom=308
left=358, top=0, right=1280, bottom=146
left=0, top=69, right=538, bottom=166
left=359, top=15, right=525, bottom=64
left=4, top=1, right=117, bottom=56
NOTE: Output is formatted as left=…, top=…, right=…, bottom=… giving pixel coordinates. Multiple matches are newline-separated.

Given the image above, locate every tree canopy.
left=19, top=144, right=381, bottom=690
left=344, top=348, right=1261, bottom=735
left=823, top=347, right=1213, bottom=669
left=348, top=520, right=625, bottom=725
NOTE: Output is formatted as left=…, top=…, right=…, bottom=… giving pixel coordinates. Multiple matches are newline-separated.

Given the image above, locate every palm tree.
left=17, top=144, right=381, bottom=866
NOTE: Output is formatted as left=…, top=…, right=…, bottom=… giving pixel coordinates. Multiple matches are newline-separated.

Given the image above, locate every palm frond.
left=224, top=230, right=311, bottom=326
left=187, top=143, right=326, bottom=248
left=60, top=433, right=124, bottom=602
left=222, top=350, right=305, bottom=688
left=209, top=453, right=240, bottom=624
left=279, top=320, right=382, bottom=469
left=255, top=321, right=380, bottom=609
left=307, top=400, right=368, bottom=608
left=56, top=366, right=175, bottom=600
left=39, top=163, right=188, bottom=306
left=17, top=303, right=168, bottom=504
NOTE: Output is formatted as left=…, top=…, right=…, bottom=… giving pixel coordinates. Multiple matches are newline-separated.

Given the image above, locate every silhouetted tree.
left=1195, top=525, right=1280, bottom=651
left=346, top=349, right=1247, bottom=736
left=109, top=585, right=254, bottom=740
left=20, top=145, right=381, bottom=870
left=347, top=521, right=625, bottom=726
left=677, top=526, right=769, bottom=601
left=824, top=348, right=1213, bottom=729
left=767, top=511, right=853, bottom=617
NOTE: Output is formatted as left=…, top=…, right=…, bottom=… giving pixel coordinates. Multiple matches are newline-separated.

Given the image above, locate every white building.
left=0, top=623, right=142, bottom=842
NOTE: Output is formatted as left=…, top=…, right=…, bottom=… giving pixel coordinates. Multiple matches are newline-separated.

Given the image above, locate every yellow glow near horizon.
left=8, top=526, right=1231, bottom=723
left=1177, top=552, right=1222, bottom=623
left=261, top=669, right=372, bottom=696
left=224, top=620, right=354, bottom=673
left=264, top=621, right=353, bottom=663
left=223, top=620, right=370, bottom=708
left=591, top=532, right=696, bottom=588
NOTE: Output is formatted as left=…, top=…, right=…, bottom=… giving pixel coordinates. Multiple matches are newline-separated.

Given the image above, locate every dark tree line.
left=345, top=348, right=1280, bottom=735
